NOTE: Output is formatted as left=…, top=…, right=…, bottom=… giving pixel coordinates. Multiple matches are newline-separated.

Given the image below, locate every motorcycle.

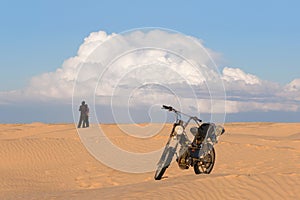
left=154, top=105, right=225, bottom=180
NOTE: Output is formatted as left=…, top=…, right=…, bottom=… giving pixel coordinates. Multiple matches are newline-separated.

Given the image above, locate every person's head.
left=81, top=101, right=85, bottom=105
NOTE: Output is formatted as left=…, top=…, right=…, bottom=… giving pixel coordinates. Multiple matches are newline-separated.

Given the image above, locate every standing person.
left=78, top=101, right=87, bottom=128
left=84, top=104, right=89, bottom=128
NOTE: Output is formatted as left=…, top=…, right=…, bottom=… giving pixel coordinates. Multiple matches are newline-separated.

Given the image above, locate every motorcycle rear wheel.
left=194, top=147, right=215, bottom=174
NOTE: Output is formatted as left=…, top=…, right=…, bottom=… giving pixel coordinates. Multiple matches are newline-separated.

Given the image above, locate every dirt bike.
left=154, top=105, right=225, bottom=180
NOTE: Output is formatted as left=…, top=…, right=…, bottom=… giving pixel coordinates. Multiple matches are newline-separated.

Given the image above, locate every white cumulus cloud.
left=222, top=67, right=261, bottom=85
left=0, top=29, right=299, bottom=116
left=286, top=79, right=300, bottom=92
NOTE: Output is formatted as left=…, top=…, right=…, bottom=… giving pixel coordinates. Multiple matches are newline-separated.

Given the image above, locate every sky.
left=0, top=0, right=299, bottom=123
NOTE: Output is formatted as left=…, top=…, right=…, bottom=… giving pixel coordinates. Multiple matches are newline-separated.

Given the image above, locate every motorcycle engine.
left=177, top=151, right=189, bottom=169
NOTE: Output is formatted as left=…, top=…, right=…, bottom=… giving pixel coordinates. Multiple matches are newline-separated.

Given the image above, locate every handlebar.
left=162, top=105, right=174, bottom=111
left=162, top=105, right=202, bottom=122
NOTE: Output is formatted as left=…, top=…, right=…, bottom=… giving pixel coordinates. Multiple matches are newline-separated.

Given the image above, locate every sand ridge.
left=0, top=123, right=299, bottom=199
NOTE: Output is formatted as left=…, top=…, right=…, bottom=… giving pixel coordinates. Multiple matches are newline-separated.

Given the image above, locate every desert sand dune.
left=0, top=123, right=299, bottom=199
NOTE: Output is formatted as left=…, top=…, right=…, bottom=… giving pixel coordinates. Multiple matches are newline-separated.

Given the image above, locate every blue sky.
left=1, top=0, right=299, bottom=91
left=0, top=0, right=299, bottom=123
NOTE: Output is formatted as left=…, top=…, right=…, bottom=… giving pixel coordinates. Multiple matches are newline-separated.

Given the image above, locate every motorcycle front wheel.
left=154, top=166, right=168, bottom=180
left=154, top=145, right=177, bottom=180
left=194, top=147, right=215, bottom=174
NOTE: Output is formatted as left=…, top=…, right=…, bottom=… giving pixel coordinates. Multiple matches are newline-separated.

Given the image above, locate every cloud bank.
left=1, top=29, right=299, bottom=122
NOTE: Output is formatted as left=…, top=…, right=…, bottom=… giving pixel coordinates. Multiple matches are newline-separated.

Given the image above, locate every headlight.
left=174, top=125, right=184, bottom=135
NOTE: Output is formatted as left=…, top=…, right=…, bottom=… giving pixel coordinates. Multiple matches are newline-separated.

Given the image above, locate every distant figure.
left=84, top=104, right=89, bottom=128
left=78, top=101, right=87, bottom=128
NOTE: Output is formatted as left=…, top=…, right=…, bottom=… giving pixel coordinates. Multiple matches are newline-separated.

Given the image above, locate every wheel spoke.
left=194, top=147, right=216, bottom=174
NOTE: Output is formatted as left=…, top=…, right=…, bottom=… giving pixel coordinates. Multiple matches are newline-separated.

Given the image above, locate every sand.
left=0, top=122, right=299, bottom=199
